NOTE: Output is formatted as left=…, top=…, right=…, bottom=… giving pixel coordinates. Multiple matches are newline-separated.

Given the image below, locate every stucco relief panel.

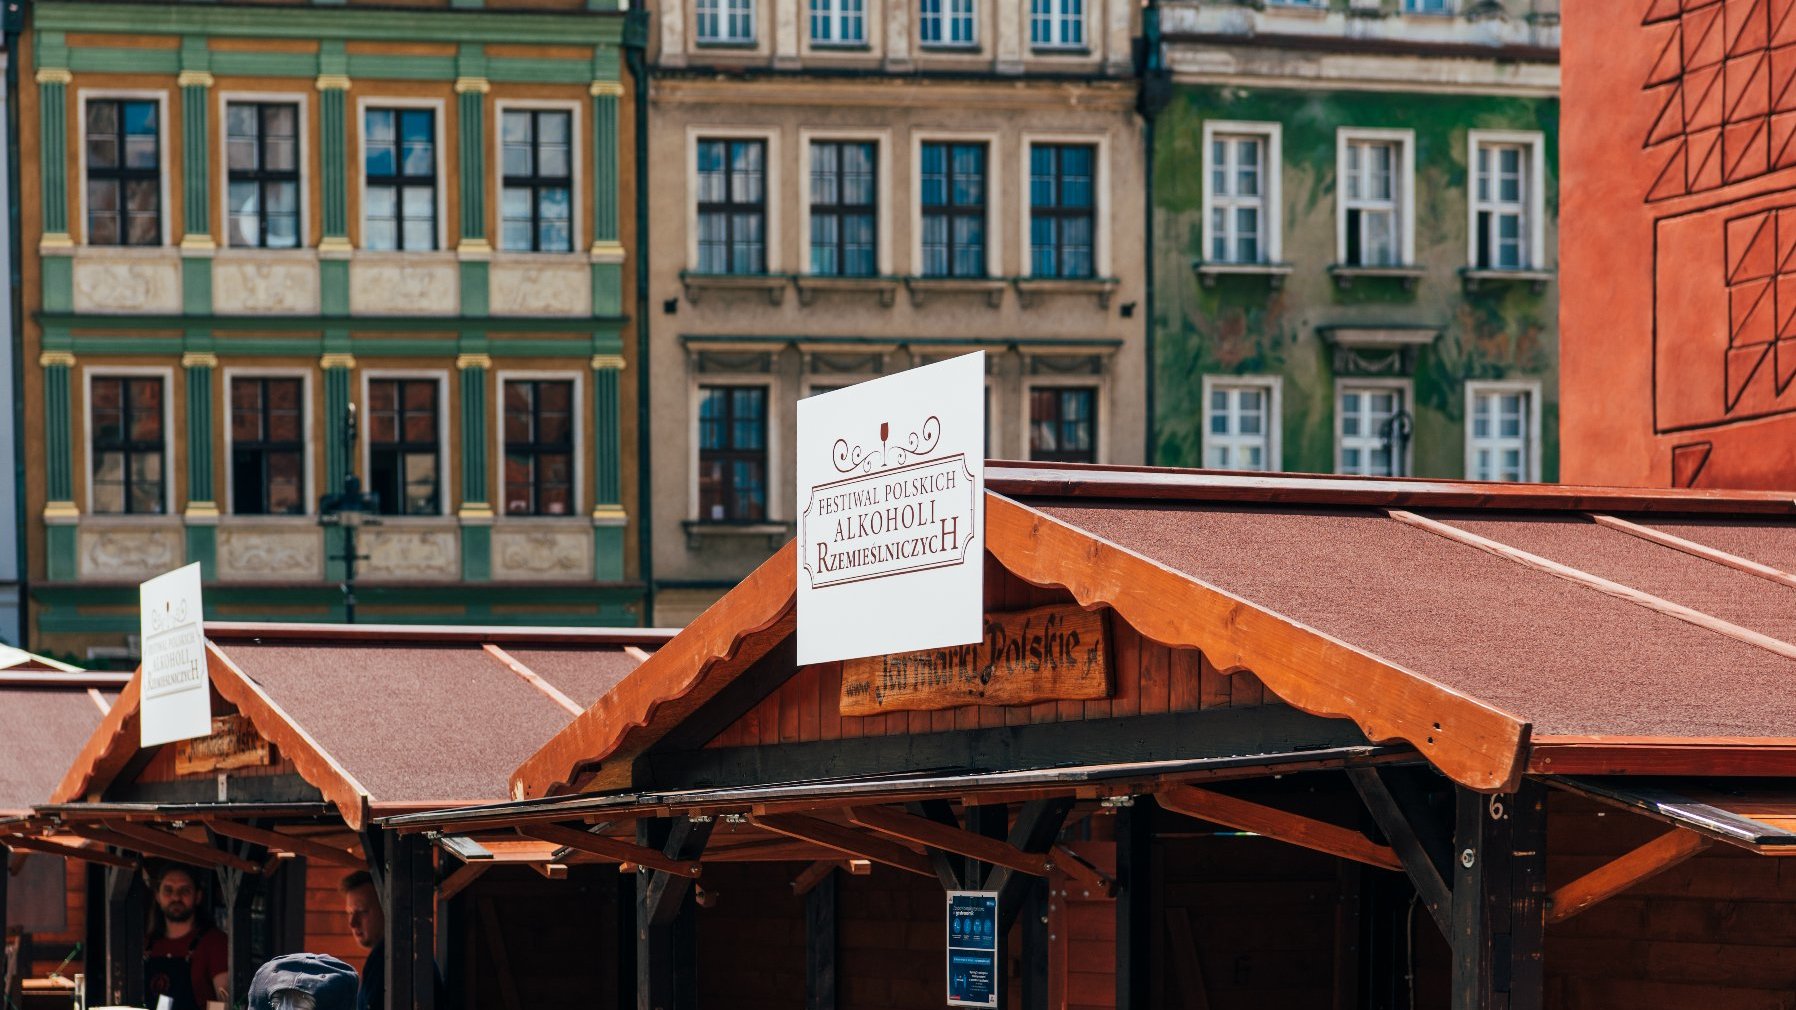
left=490, top=259, right=592, bottom=317
left=78, top=525, right=184, bottom=581
left=217, top=526, right=324, bottom=582
left=213, top=256, right=320, bottom=315
left=361, top=527, right=460, bottom=581
left=71, top=253, right=182, bottom=314
left=491, top=526, right=593, bottom=581
left=349, top=256, right=459, bottom=316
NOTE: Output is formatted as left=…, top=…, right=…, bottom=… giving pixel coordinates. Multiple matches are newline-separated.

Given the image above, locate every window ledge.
left=1328, top=264, right=1428, bottom=290
left=794, top=274, right=902, bottom=307
left=692, top=40, right=761, bottom=50
left=1460, top=268, right=1554, bottom=293
left=1193, top=261, right=1295, bottom=288
left=682, top=520, right=792, bottom=550
left=904, top=276, right=1008, bottom=308
left=680, top=271, right=789, bottom=306
left=1029, top=46, right=1092, bottom=56
left=918, top=42, right=983, bottom=52
left=1014, top=276, right=1120, bottom=308
left=808, top=42, right=873, bottom=51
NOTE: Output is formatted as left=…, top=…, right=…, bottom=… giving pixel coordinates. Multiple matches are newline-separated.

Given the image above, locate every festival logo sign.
left=796, top=353, right=985, bottom=665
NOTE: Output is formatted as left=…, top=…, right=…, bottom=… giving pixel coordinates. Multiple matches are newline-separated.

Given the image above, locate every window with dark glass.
left=501, top=110, right=574, bottom=253
left=698, top=386, right=767, bottom=522
left=230, top=378, right=305, bottom=516
left=810, top=141, right=877, bottom=277
left=226, top=102, right=300, bottom=249
left=1029, top=144, right=1095, bottom=278
left=90, top=376, right=165, bottom=515
left=1029, top=386, right=1096, bottom=463
left=504, top=380, right=575, bottom=516
left=696, top=139, right=767, bottom=274
left=86, top=99, right=161, bottom=246
left=921, top=142, right=987, bottom=278
left=364, top=108, right=436, bottom=251
left=368, top=379, right=440, bottom=516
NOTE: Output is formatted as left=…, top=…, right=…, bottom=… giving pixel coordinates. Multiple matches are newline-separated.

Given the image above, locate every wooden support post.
left=1021, top=876, right=1050, bottom=1010
left=276, top=857, right=308, bottom=957
left=964, top=805, right=1008, bottom=892
left=0, top=843, right=9, bottom=982
left=1115, top=798, right=1154, bottom=1010
left=105, top=863, right=146, bottom=1007
left=805, top=867, right=837, bottom=1010
left=989, top=799, right=1073, bottom=934
left=1449, top=782, right=1547, bottom=1010
left=1349, top=768, right=1452, bottom=935
left=384, top=832, right=437, bottom=1010
left=905, top=800, right=966, bottom=890
left=84, top=862, right=107, bottom=1008
left=220, top=865, right=257, bottom=1004
left=637, top=817, right=713, bottom=1010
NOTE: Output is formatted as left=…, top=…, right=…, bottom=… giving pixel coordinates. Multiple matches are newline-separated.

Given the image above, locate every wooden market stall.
left=10, top=621, right=670, bottom=1010
left=389, top=462, right=1796, bottom=1010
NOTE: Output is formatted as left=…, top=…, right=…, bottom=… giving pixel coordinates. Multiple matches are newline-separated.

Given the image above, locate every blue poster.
left=946, top=891, right=998, bottom=1008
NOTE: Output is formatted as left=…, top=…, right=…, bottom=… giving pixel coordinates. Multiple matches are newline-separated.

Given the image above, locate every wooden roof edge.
left=50, top=669, right=144, bottom=804
left=510, top=541, right=800, bottom=801
left=986, top=494, right=1533, bottom=793
left=985, top=462, right=1796, bottom=516
left=0, top=671, right=132, bottom=689
left=1530, top=736, right=1796, bottom=777
left=202, top=621, right=681, bottom=646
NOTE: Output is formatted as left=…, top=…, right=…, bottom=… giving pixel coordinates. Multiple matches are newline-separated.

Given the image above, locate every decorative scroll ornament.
left=832, top=415, right=942, bottom=474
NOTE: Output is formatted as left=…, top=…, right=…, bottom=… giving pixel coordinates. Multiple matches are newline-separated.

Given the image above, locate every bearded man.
left=143, top=864, right=230, bottom=1010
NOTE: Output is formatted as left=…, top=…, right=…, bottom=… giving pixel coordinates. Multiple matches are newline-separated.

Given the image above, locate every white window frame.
left=221, top=366, right=316, bottom=518
left=686, top=126, right=781, bottom=273
left=911, top=130, right=1001, bottom=278
left=1467, top=129, right=1546, bottom=272
left=1201, top=120, right=1282, bottom=266
left=83, top=366, right=177, bottom=516
left=1463, top=379, right=1542, bottom=483
left=1403, top=0, right=1457, bottom=14
left=695, top=0, right=757, bottom=44
left=1334, top=378, right=1413, bottom=477
left=800, top=128, right=892, bottom=277
left=355, top=96, right=449, bottom=253
left=919, top=0, right=978, bottom=48
left=358, top=369, right=453, bottom=517
left=493, top=99, right=586, bottom=256
left=1020, top=131, right=1111, bottom=279
left=1201, top=374, right=1282, bottom=473
left=688, top=373, right=784, bottom=523
left=1336, top=127, right=1415, bottom=268
left=76, top=89, right=173, bottom=248
left=218, top=91, right=312, bottom=251
left=495, top=369, right=587, bottom=520
left=808, top=0, right=868, bottom=45
left=1021, top=372, right=1108, bottom=465
left=1029, top=0, right=1085, bottom=51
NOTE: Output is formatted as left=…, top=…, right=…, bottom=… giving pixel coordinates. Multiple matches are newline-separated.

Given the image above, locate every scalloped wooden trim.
left=986, top=496, right=1530, bottom=792
left=511, top=541, right=799, bottom=799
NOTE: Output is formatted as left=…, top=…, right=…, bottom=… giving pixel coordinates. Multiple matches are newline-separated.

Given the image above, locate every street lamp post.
left=317, top=403, right=380, bottom=623
left=1380, top=408, right=1414, bottom=478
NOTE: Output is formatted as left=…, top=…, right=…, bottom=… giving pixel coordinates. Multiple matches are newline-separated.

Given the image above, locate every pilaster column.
left=41, top=352, right=79, bottom=582
left=38, top=68, right=75, bottom=314
left=591, top=353, right=626, bottom=581
left=183, top=353, right=219, bottom=576
left=322, top=354, right=356, bottom=496
left=456, top=71, right=491, bottom=320
left=179, top=66, right=215, bottom=248
left=590, top=80, right=626, bottom=316
left=317, top=73, right=353, bottom=325
left=457, top=354, right=492, bottom=582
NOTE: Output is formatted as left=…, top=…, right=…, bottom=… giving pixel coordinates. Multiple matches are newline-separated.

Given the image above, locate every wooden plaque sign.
left=174, top=713, right=272, bottom=775
left=840, top=604, right=1110, bottom=715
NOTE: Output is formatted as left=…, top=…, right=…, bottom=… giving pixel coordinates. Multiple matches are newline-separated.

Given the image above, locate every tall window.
left=90, top=376, right=165, bottom=515
left=368, top=379, right=440, bottom=516
left=1338, top=385, right=1405, bottom=477
left=1030, top=387, right=1096, bottom=463
left=1030, top=0, right=1083, bottom=48
left=920, top=0, right=976, bottom=46
left=810, top=141, right=877, bottom=277
left=1206, top=381, right=1276, bottom=471
left=1342, top=138, right=1400, bottom=267
left=810, top=0, right=866, bottom=44
left=698, top=386, right=768, bottom=522
left=86, top=99, right=160, bottom=247
left=1473, top=140, right=1531, bottom=270
left=503, top=380, right=575, bottom=517
left=364, top=107, right=437, bottom=251
left=230, top=378, right=305, bottom=516
left=921, top=142, right=987, bottom=278
left=501, top=110, right=574, bottom=253
left=226, top=102, right=300, bottom=249
left=697, top=139, right=767, bottom=274
left=1030, top=144, right=1095, bottom=278
left=1209, top=133, right=1267, bottom=264
left=696, top=0, right=756, bottom=43
left=1467, top=386, right=1533, bottom=482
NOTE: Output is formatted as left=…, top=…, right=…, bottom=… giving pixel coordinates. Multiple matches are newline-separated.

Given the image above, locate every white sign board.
left=796, top=352, right=985, bottom=666
left=139, top=562, right=211, bottom=747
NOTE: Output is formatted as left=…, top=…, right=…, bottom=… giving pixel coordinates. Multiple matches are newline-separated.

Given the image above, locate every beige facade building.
left=645, top=0, right=1145, bottom=623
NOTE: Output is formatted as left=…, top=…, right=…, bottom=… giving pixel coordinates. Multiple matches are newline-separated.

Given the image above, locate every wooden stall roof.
left=512, top=463, right=1796, bottom=800
left=0, top=668, right=117, bottom=816
left=49, top=623, right=674, bottom=830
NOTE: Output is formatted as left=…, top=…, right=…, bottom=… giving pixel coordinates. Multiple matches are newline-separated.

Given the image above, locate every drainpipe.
left=6, top=0, right=26, bottom=647
left=624, top=8, right=655, bottom=625
left=1136, top=0, right=1169, bottom=465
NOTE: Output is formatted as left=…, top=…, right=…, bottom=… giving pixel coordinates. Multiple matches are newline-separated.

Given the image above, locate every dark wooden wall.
left=460, top=866, right=621, bottom=1010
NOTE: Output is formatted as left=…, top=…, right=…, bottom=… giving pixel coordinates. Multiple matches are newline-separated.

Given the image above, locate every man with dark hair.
left=338, top=871, right=384, bottom=1010
left=144, top=864, right=229, bottom=1010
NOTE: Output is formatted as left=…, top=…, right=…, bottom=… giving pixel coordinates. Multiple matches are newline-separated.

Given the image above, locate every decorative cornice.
left=589, top=240, right=627, bottom=263
left=458, top=503, right=495, bottom=522
left=39, top=233, right=75, bottom=253
left=39, top=351, right=76, bottom=368
left=589, top=80, right=625, bottom=97
left=454, top=76, right=492, bottom=94
left=177, top=70, right=216, bottom=89
left=35, top=68, right=73, bottom=85
left=184, top=502, right=221, bottom=520
left=42, top=501, right=80, bottom=520
left=315, top=74, right=353, bottom=92
left=456, top=239, right=493, bottom=260
left=590, top=354, right=626, bottom=371
left=317, top=236, right=354, bottom=257
left=319, top=353, right=358, bottom=370
left=181, top=352, right=220, bottom=368
left=456, top=353, right=493, bottom=370
left=591, top=504, right=628, bottom=523
left=179, top=234, right=217, bottom=255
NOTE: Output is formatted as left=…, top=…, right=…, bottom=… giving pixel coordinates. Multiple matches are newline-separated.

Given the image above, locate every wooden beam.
left=206, top=820, right=362, bottom=867
left=847, top=806, right=1055, bottom=877
left=1546, top=829, right=1711, bottom=924
left=1450, top=783, right=1547, bottom=1010
left=1349, top=769, right=1452, bottom=935
left=66, top=823, right=258, bottom=874
left=988, top=799, right=1074, bottom=932
left=748, top=814, right=935, bottom=879
left=791, top=860, right=840, bottom=897
left=1157, top=785, right=1402, bottom=871
left=1052, top=844, right=1116, bottom=899
left=642, top=815, right=714, bottom=927
left=517, top=822, right=702, bottom=878
left=437, top=862, right=487, bottom=902
left=2, top=834, right=137, bottom=869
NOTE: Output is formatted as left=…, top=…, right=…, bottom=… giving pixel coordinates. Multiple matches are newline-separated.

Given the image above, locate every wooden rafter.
left=748, top=813, right=935, bottom=878
left=61, top=822, right=258, bottom=874
left=1052, top=844, right=1115, bottom=898
left=791, top=860, right=838, bottom=896
left=1156, top=784, right=1402, bottom=872
left=1546, top=828, right=1711, bottom=924
left=1348, top=769, right=1451, bottom=934
left=517, top=822, right=703, bottom=878
left=437, top=862, right=487, bottom=902
left=207, top=820, right=363, bottom=867
left=2, top=832, right=137, bottom=869
left=846, top=806, right=1054, bottom=877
